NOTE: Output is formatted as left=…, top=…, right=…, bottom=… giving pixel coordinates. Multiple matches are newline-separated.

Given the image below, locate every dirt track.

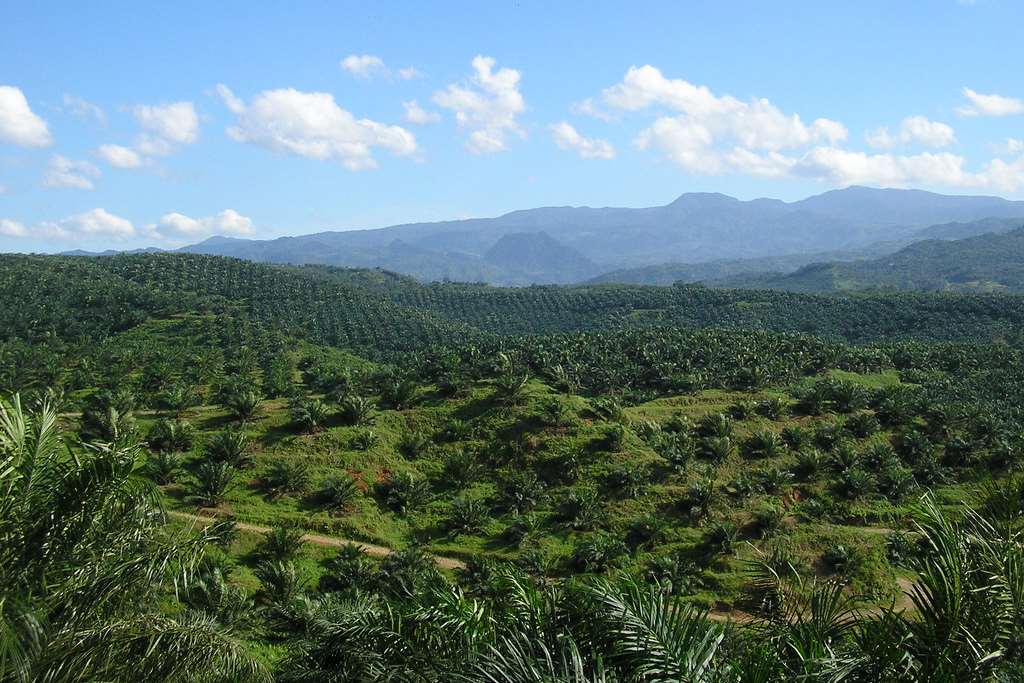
left=168, top=510, right=467, bottom=570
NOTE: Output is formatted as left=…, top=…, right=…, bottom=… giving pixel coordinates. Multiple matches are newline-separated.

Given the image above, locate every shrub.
left=781, top=425, right=812, bottom=451
left=743, top=429, right=785, bottom=459
left=645, top=551, right=704, bottom=595
left=349, top=429, right=379, bottom=451
left=698, top=412, right=732, bottom=439
left=338, top=395, right=376, bottom=426
left=264, top=459, right=311, bottom=497
left=442, top=449, right=483, bottom=489
left=758, top=467, right=793, bottom=495
left=255, top=560, right=305, bottom=604
left=319, top=543, right=376, bottom=593
left=447, top=496, right=490, bottom=536
left=224, top=389, right=262, bottom=423
left=572, top=533, right=627, bottom=572
left=728, top=400, right=757, bottom=420
left=498, top=470, right=545, bottom=515
left=204, top=429, right=251, bottom=468
left=259, top=525, right=306, bottom=561
left=605, top=464, right=648, bottom=499
left=822, top=544, right=855, bottom=573
left=147, top=418, right=195, bottom=453
left=834, top=467, right=875, bottom=500
left=793, top=449, right=823, bottom=480
left=189, top=461, right=236, bottom=507
left=699, top=435, right=733, bottom=463
left=317, top=474, right=360, bottom=511
left=289, top=397, right=330, bottom=433
left=844, top=412, right=880, bottom=439
left=505, top=512, right=545, bottom=546
left=603, top=424, right=627, bottom=452
left=684, top=478, right=716, bottom=522
left=757, top=397, right=788, bottom=420
left=813, top=422, right=844, bottom=451
left=378, top=471, right=430, bottom=516
left=753, top=504, right=785, bottom=538
left=147, top=450, right=181, bottom=485
left=397, top=430, right=432, bottom=459
left=558, top=487, right=603, bottom=530
left=707, top=521, right=739, bottom=555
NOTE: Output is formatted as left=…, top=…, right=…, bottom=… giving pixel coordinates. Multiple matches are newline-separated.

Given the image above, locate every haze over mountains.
left=65, top=186, right=1024, bottom=287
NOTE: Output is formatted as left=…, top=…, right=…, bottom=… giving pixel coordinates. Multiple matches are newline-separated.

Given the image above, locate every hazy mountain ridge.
left=59, top=186, right=1024, bottom=286
left=721, top=225, right=1024, bottom=293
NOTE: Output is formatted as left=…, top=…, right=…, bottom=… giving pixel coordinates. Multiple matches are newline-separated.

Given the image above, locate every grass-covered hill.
left=4, top=251, right=1024, bottom=680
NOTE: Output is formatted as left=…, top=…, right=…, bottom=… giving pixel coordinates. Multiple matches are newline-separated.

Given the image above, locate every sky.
left=1, top=0, right=1023, bottom=252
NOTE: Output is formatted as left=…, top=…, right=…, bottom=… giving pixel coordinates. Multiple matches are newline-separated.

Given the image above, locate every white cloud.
left=866, top=116, right=956, bottom=149
left=97, top=144, right=143, bottom=169
left=571, top=97, right=616, bottom=123
left=433, top=56, right=525, bottom=154
left=0, top=86, right=52, bottom=147
left=43, top=155, right=101, bottom=190
left=792, top=148, right=970, bottom=187
left=957, top=87, right=1024, bottom=117
left=133, top=101, right=199, bottom=145
left=216, top=84, right=418, bottom=170
left=549, top=121, right=615, bottom=160
left=340, top=55, right=419, bottom=81
left=402, top=100, right=440, bottom=124
left=340, top=54, right=387, bottom=78
left=994, top=137, right=1024, bottom=156
left=23, top=208, right=135, bottom=240
left=603, top=66, right=846, bottom=173
left=0, top=218, right=27, bottom=237
left=63, top=94, right=105, bottom=124
left=150, top=209, right=254, bottom=240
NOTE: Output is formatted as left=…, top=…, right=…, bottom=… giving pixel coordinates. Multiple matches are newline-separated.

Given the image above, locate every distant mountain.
left=51, top=186, right=1024, bottom=285
left=483, top=232, right=598, bottom=284
left=724, top=225, right=1024, bottom=293
left=59, top=247, right=163, bottom=257
left=588, top=216, right=1024, bottom=287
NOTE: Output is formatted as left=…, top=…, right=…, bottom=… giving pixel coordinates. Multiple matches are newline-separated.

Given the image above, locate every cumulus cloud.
left=340, top=54, right=387, bottom=78
left=0, top=86, right=52, bottom=147
left=340, top=55, right=419, bottom=81
left=997, top=138, right=1024, bottom=156
left=433, top=56, right=525, bottom=154
left=97, top=144, right=144, bottom=169
left=18, top=208, right=135, bottom=241
left=866, top=116, right=956, bottom=149
left=216, top=84, right=418, bottom=170
left=0, top=218, right=27, bottom=237
left=571, top=97, right=617, bottom=123
left=549, top=122, right=615, bottom=160
left=957, top=87, right=1024, bottom=117
left=63, top=94, right=105, bottom=124
left=602, top=66, right=846, bottom=174
left=134, top=101, right=200, bottom=145
left=149, top=209, right=254, bottom=240
left=402, top=100, right=440, bottom=124
left=43, top=155, right=101, bottom=190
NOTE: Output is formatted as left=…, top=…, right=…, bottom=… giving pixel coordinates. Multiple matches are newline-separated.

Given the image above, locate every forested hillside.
left=3, top=252, right=1024, bottom=681
left=728, top=226, right=1024, bottom=293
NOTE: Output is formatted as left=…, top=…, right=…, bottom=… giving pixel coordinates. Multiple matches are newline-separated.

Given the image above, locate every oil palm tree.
left=0, top=394, right=268, bottom=682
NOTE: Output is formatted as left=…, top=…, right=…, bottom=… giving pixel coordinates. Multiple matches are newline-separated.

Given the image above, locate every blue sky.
left=1, top=0, right=1023, bottom=252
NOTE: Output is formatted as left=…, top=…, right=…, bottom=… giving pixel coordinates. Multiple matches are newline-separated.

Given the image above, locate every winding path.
left=167, top=510, right=467, bottom=570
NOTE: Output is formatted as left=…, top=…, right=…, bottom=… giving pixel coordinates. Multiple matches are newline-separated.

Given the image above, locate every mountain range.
left=61, top=186, right=1024, bottom=286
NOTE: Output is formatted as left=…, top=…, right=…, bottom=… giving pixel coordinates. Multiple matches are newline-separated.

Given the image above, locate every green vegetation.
left=3, top=252, right=1024, bottom=681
